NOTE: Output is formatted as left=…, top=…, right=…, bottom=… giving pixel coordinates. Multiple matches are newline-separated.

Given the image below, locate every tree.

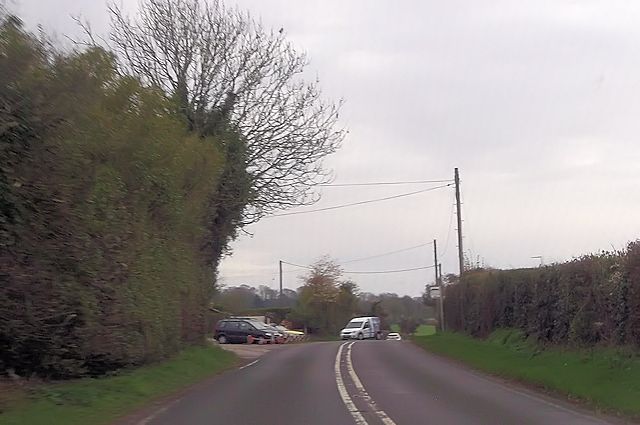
left=258, top=285, right=278, bottom=301
left=292, top=257, right=357, bottom=334
left=359, top=292, right=433, bottom=329
left=399, top=317, right=419, bottom=335
left=214, top=285, right=260, bottom=312
left=108, top=0, right=344, bottom=222
left=336, top=280, right=360, bottom=330
left=422, top=285, right=437, bottom=307
left=368, top=300, right=390, bottom=330
left=443, top=273, right=459, bottom=285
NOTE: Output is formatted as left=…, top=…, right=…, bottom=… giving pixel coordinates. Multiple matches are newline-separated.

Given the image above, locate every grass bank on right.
left=413, top=329, right=640, bottom=419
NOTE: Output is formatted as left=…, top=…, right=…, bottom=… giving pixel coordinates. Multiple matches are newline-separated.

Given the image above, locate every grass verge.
left=390, top=324, right=435, bottom=336
left=413, top=329, right=640, bottom=418
left=414, top=324, right=436, bottom=336
left=0, top=345, right=237, bottom=425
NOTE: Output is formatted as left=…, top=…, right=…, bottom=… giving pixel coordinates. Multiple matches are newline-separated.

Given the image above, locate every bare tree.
left=109, top=0, right=344, bottom=222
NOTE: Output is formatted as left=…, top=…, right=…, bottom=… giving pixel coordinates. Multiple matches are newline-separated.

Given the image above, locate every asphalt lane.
left=350, top=340, right=617, bottom=425
left=142, top=340, right=621, bottom=425
left=146, top=342, right=352, bottom=425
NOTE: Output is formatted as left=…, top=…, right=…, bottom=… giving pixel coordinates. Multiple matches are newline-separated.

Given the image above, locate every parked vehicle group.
left=215, top=315, right=398, bottom=345
left=214, top=318, right=306, bottom=344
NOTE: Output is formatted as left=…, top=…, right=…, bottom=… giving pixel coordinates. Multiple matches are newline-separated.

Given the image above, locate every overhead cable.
left=281, top=261, right=435, bottom=275
left=268, top=183, right=453, bottom=217
left=340, top=242, right=433, bottom=264
left=320, top=179, right=453, bottom=187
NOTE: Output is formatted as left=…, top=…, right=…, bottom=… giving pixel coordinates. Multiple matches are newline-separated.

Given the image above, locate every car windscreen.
left=345, top=320, right=364, bottom=329
left=248, top=321, right=269, bottom=330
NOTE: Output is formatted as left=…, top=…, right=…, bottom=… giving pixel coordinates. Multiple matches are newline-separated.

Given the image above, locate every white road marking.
left=137, top=397, right=182, bottom=425
left=335, top=342, right=369, bottom=425
left=239, top=359, right=260, bottom=370
left=346, top=342, right=397, bottom=425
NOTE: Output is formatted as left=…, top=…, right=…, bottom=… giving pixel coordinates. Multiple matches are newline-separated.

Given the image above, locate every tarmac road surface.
left=138, top=340, right=621, bottom=425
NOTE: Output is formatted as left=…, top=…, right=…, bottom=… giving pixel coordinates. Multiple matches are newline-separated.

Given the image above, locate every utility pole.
left=433, top=240, right=445, bottom=332
left=279, top=260, right=283, bottom=298
left=433, top=239, right=439, bottom=290
left=455, top=167, right=464, bottom=277
left=438, top=263, right=445, bottom=331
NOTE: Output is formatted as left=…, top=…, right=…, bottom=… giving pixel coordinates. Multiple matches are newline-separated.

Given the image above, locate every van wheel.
left=357, top=333, right=364, bottom=340
left=218, top=335, right=228, bottom=344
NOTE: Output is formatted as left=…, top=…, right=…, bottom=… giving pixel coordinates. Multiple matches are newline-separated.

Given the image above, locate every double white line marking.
left=335, top=341, right=397, bottom=425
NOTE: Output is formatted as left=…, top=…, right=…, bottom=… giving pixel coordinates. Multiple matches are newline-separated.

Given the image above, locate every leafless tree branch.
left=108, top=0, right=343, bottom=223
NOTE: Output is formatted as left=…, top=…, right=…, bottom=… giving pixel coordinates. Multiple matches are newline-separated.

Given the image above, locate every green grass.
left=390, top=324, right=435, bottom=336
left=413, top=329, right=640, bottom=418
left=0, top=345, right=237, bottom=425
left=414, top=324, right=436, bottom=336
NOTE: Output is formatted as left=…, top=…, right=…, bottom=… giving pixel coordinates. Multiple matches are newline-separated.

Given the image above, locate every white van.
left=340, top=316, right=381, bottom=340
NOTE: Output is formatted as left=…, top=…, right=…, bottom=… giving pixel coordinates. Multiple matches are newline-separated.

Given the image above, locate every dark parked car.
left=214, top=319, right=275, bottom=344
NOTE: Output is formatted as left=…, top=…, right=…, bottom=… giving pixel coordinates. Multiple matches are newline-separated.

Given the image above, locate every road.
left=139, top=340, right=620, bottom=425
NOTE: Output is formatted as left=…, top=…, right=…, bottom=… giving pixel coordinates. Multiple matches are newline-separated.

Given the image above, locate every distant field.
left=389, top=324, right=435, bottom=336
left=413, top=329, right=640, bottom=418
left=0, top=345, right=237, bottom=425
left=415, top=324, right=436, bottom=336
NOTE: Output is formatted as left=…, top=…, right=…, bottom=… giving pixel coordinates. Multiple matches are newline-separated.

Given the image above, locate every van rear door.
left=363, top=319, right=372, bottom=338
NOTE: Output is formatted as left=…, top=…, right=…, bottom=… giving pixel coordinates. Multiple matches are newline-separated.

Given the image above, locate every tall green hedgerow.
left=0, top=15, right=249, bottom=377
left=444, top=243, right=640, bottom=348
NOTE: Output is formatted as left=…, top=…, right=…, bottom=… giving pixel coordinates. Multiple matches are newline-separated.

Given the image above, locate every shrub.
left=444, top=243, right=640, bottom=348
left=0, top=16, right=248, bottom=377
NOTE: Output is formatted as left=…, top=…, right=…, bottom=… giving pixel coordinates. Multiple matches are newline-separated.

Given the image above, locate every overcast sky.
left=12, top=0, right=640, bottom=296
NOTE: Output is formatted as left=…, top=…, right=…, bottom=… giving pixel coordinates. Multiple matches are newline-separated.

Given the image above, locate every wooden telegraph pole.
left=433, top=240, right=445, bottom=332
left=438, top=263, right=444, bottom=331
left=279, top=260, right=283, bottom=298
left=455, top=168, right=464, bottom=276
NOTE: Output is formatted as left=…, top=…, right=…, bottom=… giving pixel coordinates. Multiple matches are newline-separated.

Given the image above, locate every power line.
left=222, top=266, right=303, bottom=280
left=281, top=261, right=313, bottom=270
left=222, top=271, right=283, bottom=279
left=441, top=191, right=456, bottom=257
left=281, top=261, right=435, bottom=275
left=268, top=183, right=453, bottom=217
left=226, top=243, right=436, bottom=279
left=344, top=265, right=435, bottom=274
left=340, top=242, right=433, bottom=264
left=320, top=179, right=453, bottom=187
left=221, top=272, right=277, bottom=279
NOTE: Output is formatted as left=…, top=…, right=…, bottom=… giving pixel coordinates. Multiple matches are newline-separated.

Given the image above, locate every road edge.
left=409, top=339, right=635, bottom=425
left=114, top=341, right=307, bottom=425
left=112, top=353, right=244, bottom=425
